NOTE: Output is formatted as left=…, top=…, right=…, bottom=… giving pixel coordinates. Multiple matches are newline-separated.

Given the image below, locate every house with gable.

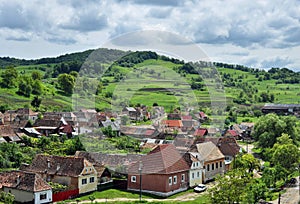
left=216, top=136, right=241, bottom=170
left=224, top=129, right=241, bottom=140
left=122, top=107, right=141, bottom=121
left=199, top=111, right=208, bottom=122
left=75, top=151, right=141, bottom=175
left=0, top=170, right=52, bottom=204
left=0, top=125, right=22, bottom=143
left=21, top=154, right=97, bottom=195
left=193, top=128, right=208, bottom=138
left=190, top=141, right=225, bottom=183
left=15, top=108, right=39, bottom=121
left=182, top=152, right=204, bottom=187
left=127, top=144, right=190, bottom=197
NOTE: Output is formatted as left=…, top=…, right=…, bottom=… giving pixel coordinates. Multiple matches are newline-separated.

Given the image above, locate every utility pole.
left=139, top=161, right=143, bottom=202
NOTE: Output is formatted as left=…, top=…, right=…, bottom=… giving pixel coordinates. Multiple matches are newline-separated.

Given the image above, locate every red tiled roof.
left=162, top=120, right=183, bottom=128
left=199, top=112, right=207, bottom=118
left=226, top=130, right=239, bottom=137
left=193, top=128, right=208, bottom=137
left=0, top=170, right=51, bottom=192
left=128, top=144, right=189, bottom=174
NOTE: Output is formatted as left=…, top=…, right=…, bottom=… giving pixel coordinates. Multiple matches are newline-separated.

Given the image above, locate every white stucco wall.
left=34, top=190, right=52, bottom=204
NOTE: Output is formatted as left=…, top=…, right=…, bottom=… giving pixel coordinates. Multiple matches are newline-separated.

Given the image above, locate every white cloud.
left=0, top=0, right=300, bottom=71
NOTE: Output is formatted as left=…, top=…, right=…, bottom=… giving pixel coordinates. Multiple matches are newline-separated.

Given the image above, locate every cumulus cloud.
left=1, top=0, right=300, bottom=70
left=0, top=2, right=30, bottom=30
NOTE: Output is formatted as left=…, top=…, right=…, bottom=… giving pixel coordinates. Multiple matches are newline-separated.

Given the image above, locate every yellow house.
left=22, top=154, right=97, bottom=195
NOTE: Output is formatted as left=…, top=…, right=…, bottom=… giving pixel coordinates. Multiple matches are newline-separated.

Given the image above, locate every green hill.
left=0, top=49, right=299, bottom=115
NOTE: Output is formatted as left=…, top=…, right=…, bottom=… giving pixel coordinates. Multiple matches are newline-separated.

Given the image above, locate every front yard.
left=63, top=189, right=210, bottom=204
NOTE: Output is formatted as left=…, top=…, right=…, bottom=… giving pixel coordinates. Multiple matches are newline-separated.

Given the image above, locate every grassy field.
left=0, top=59, right=299, bottom=112
left=67, top=189, right=210, bottom=204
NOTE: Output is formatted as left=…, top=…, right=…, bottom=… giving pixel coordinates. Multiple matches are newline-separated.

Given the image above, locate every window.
left=131, top=176, right=136, bottom=183
left=192, top=172, right=194, bottom=179
left=196, top=162, right=199, bottom=167
left=90, top=177, right=95, bottom=183
left=197, top=171, right=200, bottom=178
left=181, top=174, right=185, bottom=182
left=220, top=161, right=223, bottom=167
left=82, top=178, right=87, bottom=185
left=207, top=164, right=210, bottom=171
left=169, top=177, right=172, bottom=185
left=40, top=193, right=47, bottom=200
left=216, top=162, right=218, bottom=169
left=212, top=163, right=214, bottom=170
left=173, top=176, right=177, bottom=184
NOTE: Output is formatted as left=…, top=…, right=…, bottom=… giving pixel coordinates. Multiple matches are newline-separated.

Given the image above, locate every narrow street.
left=270, top=176, right=300, bottom=204
left=240, top=143, right=300, bottom=204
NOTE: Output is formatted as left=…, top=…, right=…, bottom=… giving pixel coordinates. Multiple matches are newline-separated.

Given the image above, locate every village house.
left=224, top=129, right=240, bottom=140
left=75, top=151, right=142, bottom=175
left=122, top=107, right=142, bottom=121
left=193, top=128, right=208, bottom=138
left=127, top=144, right=190, bottom=197
left=190, top=141, right=225, bottom=183
left=0, top=170, right=52, bottom=204
left=216, top=136, right=241, bottom=170
left=33, top=115, right=75, bottom=137
left=120, top=125, right=159, bottom=139
left=3, top=110, right=17, bottom=124
left=199, top=111, right=208, bottom=122
left=151, top=106, right=165, bottom=119
left=261, top=103, right=300, bottom=116
left=182, top=152, right=204, bottom=187
left=15, top=108, right=39, bottom=121
left=0, top=125, right=22, bottom=143
left=21, top=154, right=97, bottom=195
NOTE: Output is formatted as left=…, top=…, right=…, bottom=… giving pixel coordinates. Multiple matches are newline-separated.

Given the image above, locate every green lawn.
left=67, top=189, right=210, bottom=204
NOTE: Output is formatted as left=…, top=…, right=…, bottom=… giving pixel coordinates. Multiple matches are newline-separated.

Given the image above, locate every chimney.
left=47, top=159, right=50, bottom=168
left=56, top=163, right=60, bottom=171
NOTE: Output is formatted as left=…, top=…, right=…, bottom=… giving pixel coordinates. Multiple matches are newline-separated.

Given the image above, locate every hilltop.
left=0, top=48, right=299, bottom=115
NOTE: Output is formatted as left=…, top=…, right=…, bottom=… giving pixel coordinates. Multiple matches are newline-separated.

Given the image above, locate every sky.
left=1, top=0, right=300, bottom=71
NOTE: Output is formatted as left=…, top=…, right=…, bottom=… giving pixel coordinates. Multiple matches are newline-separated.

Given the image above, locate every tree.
left=1, top=66, right=18, bottom=88
left=17, top=76, right=33, bottom=97
left=31, top=71, right=42, bottom=80
left=272, top=134, right=300, bottom=174
left=95, top=81, right=103, bottom=95
left=209, top=169, right=251, bottom=204
left=32, top=80, right=43, bottom=95
left=58, top=73, right=75, bottom=95
left=31, top=96, right=42, bottom=110
left=0, top=191, right=14, bottom=204
left=252, top=114, right=286, bottom=148
left=69, top=71, right=78, bottom=78
left=244, top=179, right=268, bottom=204
left=234, top=153, right=261, bottom=174
left=101, top=126, right=115, bottom=137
